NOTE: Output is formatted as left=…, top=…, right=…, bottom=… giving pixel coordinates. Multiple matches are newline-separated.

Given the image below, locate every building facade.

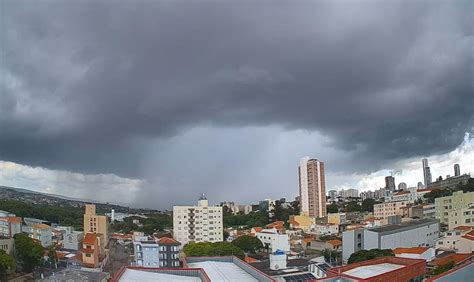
left=158, top=237, right=181, bottom=267
left=454, top=164, right=461, bottom=177
left=255, top=228, right=290, bottom=253
left=327, top=213, right=347, bottom=225
left=0, top=236, right=14, bottom=255
left=422, top=158, right=432, bottom=187
left=429, top=174, right=470, bottom=190
left=83, top=204, right=109, bottom=249
left=435, top=191, right=474, bottom=225
left=448, top=205, right=474, bottom=229
left=385, top=176, right=396, bottom=191
left=0, top=217, right=22, bottom=237
left=64, top=229, right=84, bottom=251
left=82, top=233, right=100, bottom=268
left=173, top=196, right=223, bottom=246
left=373, top=201, right=409, bottom=219
left=342, top=219, right=440, bottom=261
left=30, top=224, right=53, bottom=247
left=133, top=235, right=160, bottom=267
left=298, top=156, right=326, bottom=218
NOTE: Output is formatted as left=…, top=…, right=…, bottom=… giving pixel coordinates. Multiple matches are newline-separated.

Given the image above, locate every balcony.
left=188, top=235, right=195, bottom=239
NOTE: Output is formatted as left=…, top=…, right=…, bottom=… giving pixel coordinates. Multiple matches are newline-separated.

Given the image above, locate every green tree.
left=424, top=189, right=453, bottom=203
left=319, top=234, right=340, bottom=241
left=347, top=249, right=394, bottom=264
left=322, top=248, right=341, bottom=264
left=361, top=199, right=377, bottom=213
left=326, top=203, right=338, bottom=214
left=183, top=242, right=245, bottom=259
left=0, top=250, right=15, bottom=281
left=14, top=233, right=43, bottom=272
left=345, top=201, right=361, bottom=213
left=231, top=235, right=263, bottom=253
left=433, top=261, right=455, bottom=275
left=47, top=246, right=57, bottom=268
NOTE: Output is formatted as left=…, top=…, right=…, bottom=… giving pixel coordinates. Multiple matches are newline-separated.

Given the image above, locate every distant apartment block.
left=84, top=204, right=109, bottom=250
left=448, top=205, right=474, bottom=229
left=0, top=217, right=22, bottom=237
left=313, top=223, right=339, bottom=236
left=342, top=219, right=440, bottom=261
left=435, top=191, right=474, bottom=225
left=173, top=195, right=223, bottom=246
left=298, top=156, right=326, bottom=218
left=29, top=224, right=53, bottom=247
left=374, top=201, right=409, bottom=219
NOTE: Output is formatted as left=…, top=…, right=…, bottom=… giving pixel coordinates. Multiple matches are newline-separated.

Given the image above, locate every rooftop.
left=431, top=253, right=473, bottom=266
left=427, top=261, right=474, bottom=282
left=393, top=247, right=429, bottom=255
left=158, top=237, right=180, bottom=245
left=453, top=226, right=472, bottom=232
left=118, top=268, right=201, bottom=281
left=187, top=261, right=258, bottom=281
left=461, top=230, right=474, bottom=241
left=83, top=233, right=98, bottom=245
left=38, top=269, right=109, bottom=282
left=342, top=263, right=404, bottom=279
left=368, top=218, right=438, bottom=234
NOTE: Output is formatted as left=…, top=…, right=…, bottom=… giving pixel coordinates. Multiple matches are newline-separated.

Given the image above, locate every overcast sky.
left=1, top=0, right=473, bottom=209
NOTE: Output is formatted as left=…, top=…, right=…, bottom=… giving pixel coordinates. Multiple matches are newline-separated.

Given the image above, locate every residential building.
left=309, top=239, right=342, bottom=251
left=63, top=228, right=84, bottom=251
left=428, top=174, right=470, bottom=190
left=298, top=156, right=326, bottom=218
left=312, top=223, right=339, bottom=235
left=0, top=236, right=14, bottom=255
left=38, top=269, right=110, bottom=282
left=448, top=205, right=474, bottom=229
left=385, top=176, right=396, bottom=192
left=359, top=190, right=375, bottom=200
left=326, top=256, right=426, bottom=282
left=408, top=204, right=436, bottom=219
left=82, top=233, right=100, bottom=268
left=288, top=215, right=314, bottom=232
left=0, top=217, right=22, bottom=237
left=236, top=204, right=252, bottom=215
left=435, top=226, right=472, bottom=252
left=342, top=218, right=439, bottom=261
left=423, top=158, right=433, bottom=186
left=83, top=204, right=109, bottom=250
left=339, top=188, right=359, bottom=199
left=386, top=187, right=432, bottom=203
left=173, top=195, right=223, bottom=246
left=30, top=224, right=53, bottom=247
left=393, top=247, right=435, bottom=262
left=0, top=211, right=15, bottom=218
left=457, top=230, right=474, bottom=253
left=158, top=237, right=181, bottom=267
left=373, top=201, right=409, bottom=219
left=256, top=228, right=290, bottom=253
left=435, top=191, right=474, bottom=225
left=327, top=213, right=347, bottom=225
left=133, top=234, right=160, bottom=267
left=259, top=199, right=276, bottom=213
left=328, top=190, right=338, bottom=201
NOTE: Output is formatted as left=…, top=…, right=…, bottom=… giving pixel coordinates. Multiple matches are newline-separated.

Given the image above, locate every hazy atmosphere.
left=1, top=0, right=473, bottom=209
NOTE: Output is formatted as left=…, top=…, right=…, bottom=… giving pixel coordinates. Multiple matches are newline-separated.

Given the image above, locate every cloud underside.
left=0, top=1, right=473, bottom=207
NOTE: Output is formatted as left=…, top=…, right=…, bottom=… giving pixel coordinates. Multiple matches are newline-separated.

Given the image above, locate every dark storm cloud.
left=1, top=0, right=472, bottom=177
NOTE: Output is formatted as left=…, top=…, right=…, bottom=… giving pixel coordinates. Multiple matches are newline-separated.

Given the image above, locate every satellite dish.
left=274, top=264, right=279, bottom=270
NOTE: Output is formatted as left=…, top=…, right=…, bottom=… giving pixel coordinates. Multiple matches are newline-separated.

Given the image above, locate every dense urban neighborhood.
left=0, top=158, right=472, bottom=281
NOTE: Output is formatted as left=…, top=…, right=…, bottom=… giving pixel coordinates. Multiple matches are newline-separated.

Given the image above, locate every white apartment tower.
left=298, top=156, right=326, bottom=218
left=173, top=195, right=223, bottom=246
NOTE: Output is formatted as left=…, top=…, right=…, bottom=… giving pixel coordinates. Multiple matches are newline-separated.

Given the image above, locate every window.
left=86, top=254, right=91, bottom=257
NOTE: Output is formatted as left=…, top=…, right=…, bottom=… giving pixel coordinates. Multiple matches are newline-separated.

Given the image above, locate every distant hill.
left=0, top=185, right=160, bottom=214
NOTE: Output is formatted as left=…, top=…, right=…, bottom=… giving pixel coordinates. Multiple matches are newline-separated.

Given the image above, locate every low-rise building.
left=435, top=226, right=471, bottom=252
left=63, top=229, right=84, bottom=251
left=158, top=237, right=181, bottom=268
left=133, top=235, right=160, bottom=268
left=256, top=228, right=290, bottom=253
left=327, top=213, right=347, bottom=225
left=393, top=247, right=435, bottom=262
left=428, top=174, right=471, bottom=190
left=30, top=224, right=53, bottom=247
left=374, top=201, right=409, bottom=219
left=82, top=233, right=101, bottom=268
left=312, top=223, right=339, bottom=235
left=409, top=204, right=436, bottom=219
left=288, top=215, right=314, bottom=231
left=342, top=218, right=439, bottom=261
left=309, top=239, right=342, bottom=251
left=457, top=230, right=474, bottom=253
left=0, top=236, right=14, bottom=255
left=0, top=217, right=22, bottom=237
left=435, top=191, right=474, bottom=225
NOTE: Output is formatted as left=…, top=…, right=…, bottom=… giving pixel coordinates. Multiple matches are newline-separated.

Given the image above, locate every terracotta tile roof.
left=393, top=247, right=429, bottom=255
left=461, top=230, right=474, bottom=241
left=303, top=238, right=313, bottom=244
left=253, top=227, right=263, bottom=232
left=83, top=233, right=97, bottom=245
left=244, top=256, right=259, bottom=263
left=417, top=188, right=432, bottom=192
left=454, top=226, right=472, bottom=232
left=158, top=237, right=180, bottom=245
left=0, top=217, right=22, bottom=223
left=32, top=223, right=51, bottom=229
left=327, top=239, right=342, bottom=247
left=432, top=253, right=473, bottom=266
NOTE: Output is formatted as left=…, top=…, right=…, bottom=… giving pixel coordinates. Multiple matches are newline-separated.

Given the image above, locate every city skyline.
left=1, top=1, right=472, bottom=209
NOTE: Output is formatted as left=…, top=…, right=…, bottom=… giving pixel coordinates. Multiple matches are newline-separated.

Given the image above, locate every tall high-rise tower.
left=385, top=176, right=396, bottom=191
left=422, top=158, right=432, bottom=187
left=298, top=156, right=326, bottom=218
left=454, top=164, right=460, bottom=177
